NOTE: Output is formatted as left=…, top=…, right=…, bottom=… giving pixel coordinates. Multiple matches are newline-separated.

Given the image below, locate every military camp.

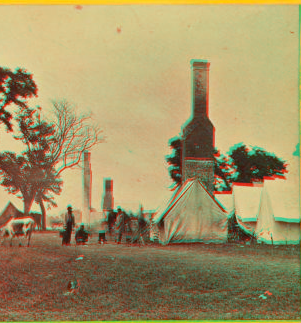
left=0, top=5, right=299, bottom=321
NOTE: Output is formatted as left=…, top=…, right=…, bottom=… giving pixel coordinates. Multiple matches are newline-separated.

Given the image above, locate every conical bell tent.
left=154, top=178, right=228, bottom=245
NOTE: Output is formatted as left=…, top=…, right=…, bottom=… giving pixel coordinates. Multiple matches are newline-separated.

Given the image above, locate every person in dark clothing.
left=75, top=224, right=89, bottom=245
left=108, top=210, right=117, bottom=235
left=115, top=208, right=125, bottom=244
left=62, top=205, right=75, bottom=246
left=116, top=209, right=132, bottom=244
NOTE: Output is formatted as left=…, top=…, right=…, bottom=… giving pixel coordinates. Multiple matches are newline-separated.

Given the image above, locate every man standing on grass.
left=62, top=205, right=75, bottom=246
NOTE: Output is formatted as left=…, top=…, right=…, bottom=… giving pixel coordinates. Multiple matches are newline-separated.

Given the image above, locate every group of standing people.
left=61, top=205, right=132, bottom=246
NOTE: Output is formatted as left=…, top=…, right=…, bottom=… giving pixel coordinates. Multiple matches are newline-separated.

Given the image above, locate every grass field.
left=0, top=232, right=299, bottom=321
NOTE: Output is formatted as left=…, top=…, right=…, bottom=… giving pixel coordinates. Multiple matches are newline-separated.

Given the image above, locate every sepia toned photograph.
left=0, top=4, right=299, bottom=321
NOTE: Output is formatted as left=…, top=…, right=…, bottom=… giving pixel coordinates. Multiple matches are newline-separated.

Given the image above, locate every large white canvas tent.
left=229, top=180, right=300, bottom=245
left=153, top=178, right=228, bottom=244
left=232, top=184, right=262, bottom=222
left=214, top=192, right=233, bottom=216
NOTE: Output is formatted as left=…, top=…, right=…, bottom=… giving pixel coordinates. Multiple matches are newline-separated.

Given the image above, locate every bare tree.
left=49, top=100, right=104, bottom=175
left=32, top=100, right=104, bottom=229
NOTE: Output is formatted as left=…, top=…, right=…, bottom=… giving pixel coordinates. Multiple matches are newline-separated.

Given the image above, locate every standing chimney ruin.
left=102, top=178, right=114, bottom=212
left=182, top=59, right=215, bottom=192
left=82, top=150, right=92, bottom=224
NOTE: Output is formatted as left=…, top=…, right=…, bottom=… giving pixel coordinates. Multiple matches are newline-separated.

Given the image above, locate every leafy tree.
left=15, top=107, right=63, bottom=229
left=0, top=151, right=61, bottom=218
left=0, top=152, right=37, bottom=215
left=165, top=137, right=182, bottom=189
left=166, top=138, right=287, bottom=190
left=0, top=107, right=62, bottom=223
left=229, top=143, right=287, bottom=183
left=214, top=149, right=236, bottom=191
left=0, top=67, right=37, bottom=132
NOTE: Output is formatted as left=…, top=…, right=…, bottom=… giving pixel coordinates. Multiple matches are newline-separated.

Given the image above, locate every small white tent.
left=153, top=178, right=228, bottom=244
left=256, top=179, right=300, bottom=244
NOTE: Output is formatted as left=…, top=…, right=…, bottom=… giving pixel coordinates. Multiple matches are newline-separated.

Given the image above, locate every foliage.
left=0, top=152, right=37, bottom=208
left=213, top=149, right=236, bottom=191
left=0, top=67, right=37, bottom=131
left=229, top=143, right=287, bottom=183
left=166, top=137, right=287, bottom=191
left=165, top=137, right=182, bottom=189
left=16, top=107, right=63, bottom=218
left=0, top=107, right=62, bottom=219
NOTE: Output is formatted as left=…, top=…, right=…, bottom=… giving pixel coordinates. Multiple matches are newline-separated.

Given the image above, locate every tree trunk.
left=24, top=197, right=34, bottom=217
left=39, top=199, right=46, bottom=231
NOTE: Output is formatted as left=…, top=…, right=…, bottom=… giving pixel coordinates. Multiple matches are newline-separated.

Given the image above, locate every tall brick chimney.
left=182, top=59, right=215, bottom=192
left=82, top=150, right=91, bottom=223
left=192, top=60, right=210, bottom=119
left=102, top=178, right=114, bottom=212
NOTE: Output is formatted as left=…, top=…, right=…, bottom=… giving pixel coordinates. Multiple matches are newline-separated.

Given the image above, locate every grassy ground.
left=0, top=232, right=299, bottom=321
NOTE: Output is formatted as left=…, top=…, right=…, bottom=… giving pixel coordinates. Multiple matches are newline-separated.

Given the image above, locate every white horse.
left=0, top=217, right=35, bottom=247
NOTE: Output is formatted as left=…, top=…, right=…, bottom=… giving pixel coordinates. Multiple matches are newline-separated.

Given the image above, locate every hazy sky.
left=0, top=5, right=299, bottom=215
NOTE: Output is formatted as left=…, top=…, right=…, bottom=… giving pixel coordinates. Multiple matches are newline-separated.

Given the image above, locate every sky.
left=0, top=5, right=299, bottom=216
